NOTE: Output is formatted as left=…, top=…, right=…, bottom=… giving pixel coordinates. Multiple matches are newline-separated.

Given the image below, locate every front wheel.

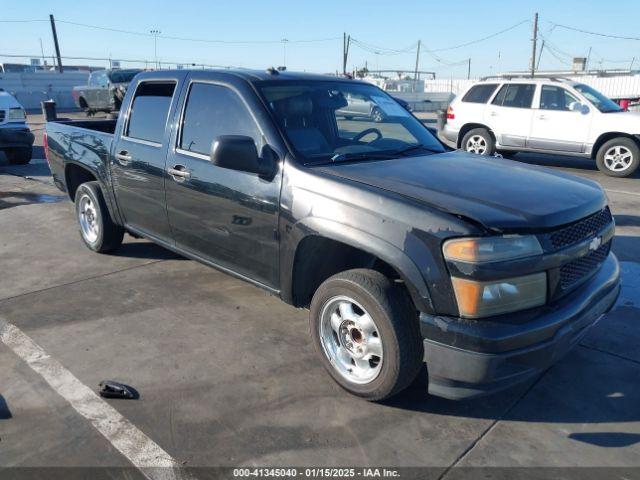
left=75, top=181, right=124, bottom=253
left=596, top=137, right=640, bottom=177
left=371, top=107, right=385, bottom=123
left=461, top=128, right=495, bottom=156
left=309, top=269, right=423, bottom=401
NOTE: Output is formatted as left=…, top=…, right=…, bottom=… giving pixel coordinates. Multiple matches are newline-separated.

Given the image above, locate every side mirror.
left=569, top=101, right=590, bottom=114
left=210, top=135, right=276, bottom=177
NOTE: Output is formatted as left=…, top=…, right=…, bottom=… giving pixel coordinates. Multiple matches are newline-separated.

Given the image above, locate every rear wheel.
left=461, top=128, right=495, bottom=156
left=309, top=269, right=423, bottom=401
left=5, top=147, right=32, bottom=165
left=75, top=181, right=124, bottom=253
left=596, top=137, right=639, bottom=177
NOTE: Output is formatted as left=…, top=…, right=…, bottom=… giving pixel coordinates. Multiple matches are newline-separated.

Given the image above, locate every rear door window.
left=492, top=84, right=536, bottom=109
left=126, top=81, right=176, bottom=144
left=462, top=84, right=498, bottom=104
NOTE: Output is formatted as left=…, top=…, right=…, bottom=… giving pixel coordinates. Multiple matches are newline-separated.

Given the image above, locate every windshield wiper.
left=329, top=151, right=398, bottom=163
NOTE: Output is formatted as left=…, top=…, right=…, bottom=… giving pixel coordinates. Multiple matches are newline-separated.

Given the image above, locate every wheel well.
left=65, top=164, right=97, bottom=201
left=457, top=123, right=495, bottom=148
left=291, top=236, right=403, bottom=308
left=591, top=132, right=639, bottom=159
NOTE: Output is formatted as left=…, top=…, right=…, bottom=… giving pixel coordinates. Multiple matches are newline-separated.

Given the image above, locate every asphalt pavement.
left=0, top=114, right=638, bottom=479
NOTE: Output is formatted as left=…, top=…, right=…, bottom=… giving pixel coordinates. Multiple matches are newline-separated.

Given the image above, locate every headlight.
left=451, top=273, right=547, bottom=318
left=443, top=235, right=542, bottom=263
left=8, top=108, right=26, bottom=121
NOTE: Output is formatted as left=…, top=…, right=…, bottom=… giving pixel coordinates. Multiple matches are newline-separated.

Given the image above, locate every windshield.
left=109, top=69, right=142, bottom=83
left=574, top=84, right=622, bottom=113
left=257, top=80, right=445, bottom=164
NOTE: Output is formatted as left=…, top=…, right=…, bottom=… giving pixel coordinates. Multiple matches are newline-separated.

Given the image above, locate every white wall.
left=0, top=71, right=89, bottom=110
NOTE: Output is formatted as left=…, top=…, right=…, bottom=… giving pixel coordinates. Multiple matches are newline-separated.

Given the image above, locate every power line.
left=55, top=19, right=341, bottom=45
left=551, top=23, right=640, bottom=42
left=428, top=19, right=529, bottom=52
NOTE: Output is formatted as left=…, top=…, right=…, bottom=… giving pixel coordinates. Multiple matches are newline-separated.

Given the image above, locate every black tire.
left=74, top=181, right=124, bottom=253
left=5, top=147, right=32, bottom=165
left=309, top=269, right=423, bottom=401
left=371, top=107, right=385, bottom=123
left=461, top=128, right=495, bottom=156
left=596, top=137, right=640, bottom=178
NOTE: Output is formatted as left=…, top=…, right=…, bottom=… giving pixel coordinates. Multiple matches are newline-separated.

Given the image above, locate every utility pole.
left=49, top=14, right=63, bottom=73
left=586, top=46, right=592, bottom=71
left=530, top=12, right=538, bottom=78
left=150, top=30, right=161, bottom=69
left=536, top=39, right=545, bottom=70
left=342, top=33, right=350, bottom=75
left=413, top=40, right=421, bottom=90
left=467, top=58, right=471, bottom=79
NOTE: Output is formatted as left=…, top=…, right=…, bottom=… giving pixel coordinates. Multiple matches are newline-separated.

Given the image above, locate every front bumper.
left=0, top=126, right=35, bottom=149
left=441, top=124, right=459, bottom=144
left=421, top=253, right=621, bottom=400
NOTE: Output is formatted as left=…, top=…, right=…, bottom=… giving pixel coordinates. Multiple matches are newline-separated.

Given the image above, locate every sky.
left=2, top=0, right=640, bottom=77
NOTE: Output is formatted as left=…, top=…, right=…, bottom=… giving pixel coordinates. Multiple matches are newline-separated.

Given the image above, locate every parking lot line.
left=0, top=317, right=186, bottom=480
left=604, top=188, right=640, bottom=198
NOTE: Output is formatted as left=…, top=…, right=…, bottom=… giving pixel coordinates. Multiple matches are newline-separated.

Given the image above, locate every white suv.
left=442, top=77, right=640, bottom=177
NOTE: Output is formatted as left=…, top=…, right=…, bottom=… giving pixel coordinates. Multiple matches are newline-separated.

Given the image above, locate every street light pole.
left=150, top=29, right=161, bottom=69
left=281, top=38, right=289, bottom=67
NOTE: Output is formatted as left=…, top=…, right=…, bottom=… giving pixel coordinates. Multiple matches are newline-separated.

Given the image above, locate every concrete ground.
left=0, top=113, right=639, bottom=478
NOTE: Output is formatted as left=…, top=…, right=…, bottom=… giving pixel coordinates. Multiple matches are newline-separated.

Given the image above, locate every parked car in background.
left=442, top=76, right=640, bottom=177
left=337, top=93, right=410, bottom=121
left=45, top=69, right=620, bottom=401
left=72, top=69, right=142, bottom=114
left=0, top=90, right=34, bottom=164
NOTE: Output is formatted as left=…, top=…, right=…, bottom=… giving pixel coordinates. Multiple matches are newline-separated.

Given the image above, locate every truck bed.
left=45, top=118, right=118, bottom=196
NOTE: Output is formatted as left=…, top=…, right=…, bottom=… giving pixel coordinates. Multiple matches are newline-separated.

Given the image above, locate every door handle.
left=538, top=114, right=547, bottom=120
left=115, top=150, right=132, bottom=165
left=167, top=165, right=191, bottom=181
left=489, top=111, right=498, bottom=117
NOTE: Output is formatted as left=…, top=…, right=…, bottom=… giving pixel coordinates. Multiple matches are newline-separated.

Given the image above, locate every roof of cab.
left=135, top=68, right=356, bottom=84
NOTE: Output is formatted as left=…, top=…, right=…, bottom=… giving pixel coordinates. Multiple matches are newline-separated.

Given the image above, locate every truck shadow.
left=115, top=241, right=184, bottom=261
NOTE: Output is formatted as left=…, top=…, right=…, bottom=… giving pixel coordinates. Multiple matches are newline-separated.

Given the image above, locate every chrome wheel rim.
left=466, top=135, right=487, bottom=155
left=319, top=296, right=383, bottom=385
left=372, top=109, right=383, bottom=122
left=78, top=194, right=99, bottom=243
left=604, top=146, right=633, bottom=172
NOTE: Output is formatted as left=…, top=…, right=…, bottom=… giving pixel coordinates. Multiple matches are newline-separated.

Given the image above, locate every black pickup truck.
left=45, top=69, right=620, bottom=401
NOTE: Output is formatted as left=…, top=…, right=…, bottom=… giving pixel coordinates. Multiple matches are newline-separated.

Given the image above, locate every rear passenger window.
left=179, top=83, right=261, bottom=156
left=492, top=84, right=535, bottom=109
left=126, top=82, right=176, bottom=144
left=462, top=84, right=498, bottom=104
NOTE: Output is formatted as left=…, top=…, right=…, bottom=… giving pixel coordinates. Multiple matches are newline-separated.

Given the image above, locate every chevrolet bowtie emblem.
left=589, top=236, right=602, bottom=251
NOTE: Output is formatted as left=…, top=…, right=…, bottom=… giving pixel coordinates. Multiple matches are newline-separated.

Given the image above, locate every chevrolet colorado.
left=45, top=69, right=620, bottom=401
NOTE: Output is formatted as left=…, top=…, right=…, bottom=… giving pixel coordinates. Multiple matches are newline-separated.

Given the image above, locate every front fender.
left=280, top=215, right=435, bottom=313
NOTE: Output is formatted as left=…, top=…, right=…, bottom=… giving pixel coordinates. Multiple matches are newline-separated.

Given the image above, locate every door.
left=95, top=71, right=111, bottom=110
left=111, top=79, right=180, bottom=240
left=165, top=80, right=281, bottom=287
left=528, top=85, right=592, bottom=153
left=86, top=72, right=99, bottom=107
left=485, top=83, right=536, bottom=148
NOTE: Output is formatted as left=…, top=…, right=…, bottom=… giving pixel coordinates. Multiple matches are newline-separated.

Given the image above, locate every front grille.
left=559, top=241, right=611, bottom=289
left=549, top=207, right=612, bottom=249
left=0, top=110, right=5, bottom=122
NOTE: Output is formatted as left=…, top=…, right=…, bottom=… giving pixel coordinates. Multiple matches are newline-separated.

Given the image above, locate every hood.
left=0, top=91, right=23, bottom=109
left=599, top=110, right=640, bottom=130
left=316, top=152, right=606, bottom=231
